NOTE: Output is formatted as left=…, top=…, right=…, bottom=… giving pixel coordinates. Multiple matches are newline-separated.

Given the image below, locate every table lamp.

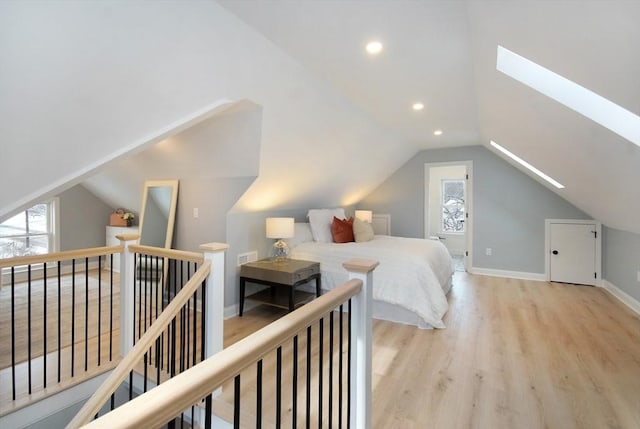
left=266, top=217, right=295, bottom=260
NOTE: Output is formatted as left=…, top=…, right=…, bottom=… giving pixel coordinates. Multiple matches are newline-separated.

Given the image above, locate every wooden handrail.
left=66, top=260, right=212, bottom=429
left=0, top=245, right=123, bottom=269
left=80, top=279, right=363, bottom=429
left=129, top=244, right=204, bottom=264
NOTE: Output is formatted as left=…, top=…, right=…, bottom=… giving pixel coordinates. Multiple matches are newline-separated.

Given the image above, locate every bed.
left=287, top=220, right=454, bottom=329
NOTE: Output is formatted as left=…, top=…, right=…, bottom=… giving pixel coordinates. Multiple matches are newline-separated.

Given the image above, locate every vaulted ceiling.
left=219, top=0, right=640, bottom=234
left=1, top=1, right=639, bottom=236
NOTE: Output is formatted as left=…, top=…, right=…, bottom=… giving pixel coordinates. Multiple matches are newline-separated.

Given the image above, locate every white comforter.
left=289, top=235, right=453, bottom=329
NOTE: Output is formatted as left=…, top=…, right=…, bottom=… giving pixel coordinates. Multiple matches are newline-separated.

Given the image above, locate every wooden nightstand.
left=239, top=258, right=321, bottom=316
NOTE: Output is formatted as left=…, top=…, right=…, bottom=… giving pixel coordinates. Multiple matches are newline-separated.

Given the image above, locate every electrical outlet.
left=637, top=270, right=640, bottom=282
left=193, top=208, right=199, bottom=218
left=485, top=248, right=492, bottom=256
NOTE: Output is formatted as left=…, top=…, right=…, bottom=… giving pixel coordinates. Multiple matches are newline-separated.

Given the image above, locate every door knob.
left=552, top=250, right=559, bottom=255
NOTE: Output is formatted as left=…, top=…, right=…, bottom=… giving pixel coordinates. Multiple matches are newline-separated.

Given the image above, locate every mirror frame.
left=138, top=179, right=179, bottom=249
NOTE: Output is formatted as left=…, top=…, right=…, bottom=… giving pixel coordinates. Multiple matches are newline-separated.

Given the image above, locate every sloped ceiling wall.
left=2, top=1, right=639, bottom=237
left=0, top=0, right=410, bottom=222
left=220, top=0, right=640, bottom=234
left=467, top=0, right=640, bottom=234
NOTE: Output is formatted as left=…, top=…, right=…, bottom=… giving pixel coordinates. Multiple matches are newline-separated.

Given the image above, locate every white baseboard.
left=601, top=280, right=640, bottom=316
left=469, top=267, right=546, bottom=282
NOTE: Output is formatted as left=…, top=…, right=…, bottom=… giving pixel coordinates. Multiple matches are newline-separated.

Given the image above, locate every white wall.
left=0, top=0, right=409, bottom=222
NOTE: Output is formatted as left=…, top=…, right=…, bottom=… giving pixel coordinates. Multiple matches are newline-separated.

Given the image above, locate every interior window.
left=441, top=180, right=465, bottom=233
left=0, top=202, right=54, bottom=258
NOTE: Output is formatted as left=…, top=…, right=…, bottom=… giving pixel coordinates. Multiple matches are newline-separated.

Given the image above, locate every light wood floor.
left=3, top=271, right=640, bottom=428
left=223, top=272, right=640, bottom=429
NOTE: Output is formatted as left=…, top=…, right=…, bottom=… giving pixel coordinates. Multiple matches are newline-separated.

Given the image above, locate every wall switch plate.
left=193, top=208, right=199, bottom=218
left=637, top=270, right=640, bottom=282
left=485, top=248, right=492, bottom=256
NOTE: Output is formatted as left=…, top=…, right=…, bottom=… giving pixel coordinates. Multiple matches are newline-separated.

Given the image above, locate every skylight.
left=490, top=140, right=565, bottom=189
left=496, top=45, right=640, bottom=147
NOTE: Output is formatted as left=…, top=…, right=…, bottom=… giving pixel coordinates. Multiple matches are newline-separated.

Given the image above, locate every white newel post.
left=200, top=243, right=229, bottom=360
left=118, top=234, right=139, bottom=356
left=198, top=243, right=230, bottom=429
left=344, top=258, right=379, bottom=429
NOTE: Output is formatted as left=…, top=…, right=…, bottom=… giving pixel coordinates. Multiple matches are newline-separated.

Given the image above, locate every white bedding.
left=289, top=235, right=453, bottom=329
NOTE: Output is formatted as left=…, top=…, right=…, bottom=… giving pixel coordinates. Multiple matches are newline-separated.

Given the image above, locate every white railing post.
left=198, top=242, right=230, bottom=429
left=118, top=234, right=139, bottom=356
left=343, top=258, right=379, bottom=429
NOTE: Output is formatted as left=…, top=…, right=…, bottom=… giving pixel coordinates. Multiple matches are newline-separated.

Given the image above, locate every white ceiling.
left=219, top=0, right=640, bottom=234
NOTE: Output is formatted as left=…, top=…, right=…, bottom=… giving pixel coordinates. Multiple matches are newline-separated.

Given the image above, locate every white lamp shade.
left=355, top=210, right=373, bottom=223
left=266, top=217, right=295, bottom=239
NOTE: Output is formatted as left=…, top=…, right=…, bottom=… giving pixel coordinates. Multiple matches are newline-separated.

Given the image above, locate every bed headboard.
left=372, top=214, right=391, bottom=235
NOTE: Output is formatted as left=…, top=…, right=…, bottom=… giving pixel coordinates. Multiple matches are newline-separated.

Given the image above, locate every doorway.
left=425, top=161, right=473, bottom=272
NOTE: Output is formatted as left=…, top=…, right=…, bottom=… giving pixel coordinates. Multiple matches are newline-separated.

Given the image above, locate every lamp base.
left=272, top=239, right=289, bottom=261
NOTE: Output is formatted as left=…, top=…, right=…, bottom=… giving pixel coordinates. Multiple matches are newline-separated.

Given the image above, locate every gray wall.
left=58, top=185, right=112, bottom=251
left=603, top=227, right=640, bottom=302
left=359, top=145, right=589, bottom=274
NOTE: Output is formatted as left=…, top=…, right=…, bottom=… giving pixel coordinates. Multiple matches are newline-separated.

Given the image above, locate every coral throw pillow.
left=331, top=217, right=355, bottom=243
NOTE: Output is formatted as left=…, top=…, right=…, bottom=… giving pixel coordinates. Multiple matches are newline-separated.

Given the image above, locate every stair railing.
left=79, top=258, right=378, bottom=429
left=66, top=239, right=229, bottom=428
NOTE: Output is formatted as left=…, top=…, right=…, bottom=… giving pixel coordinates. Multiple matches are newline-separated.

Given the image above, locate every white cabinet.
left=106, top=226, right=138, bottom=272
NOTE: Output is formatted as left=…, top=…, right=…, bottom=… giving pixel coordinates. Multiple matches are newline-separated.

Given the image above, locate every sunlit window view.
left=441, top=179, right=465, bottom=233
left=0, top=203, right=51, bottom=258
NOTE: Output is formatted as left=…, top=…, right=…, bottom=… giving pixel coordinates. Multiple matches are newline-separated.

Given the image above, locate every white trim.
left=224, top=300, right=261, bottom=319
left=469, top=267, right=546, bottom=282
left=601, top=280, right=640, bottom=316
left=545, top=219, right=602, bottom=286
left=424, top=161, right=473, bottom=272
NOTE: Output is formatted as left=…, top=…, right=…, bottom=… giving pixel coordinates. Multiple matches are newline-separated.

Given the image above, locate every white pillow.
left=285, top=223, right=314, bottom=248
left=353, top=217, right=375, bottom=242
left=308, top=208, right=346, bottom=242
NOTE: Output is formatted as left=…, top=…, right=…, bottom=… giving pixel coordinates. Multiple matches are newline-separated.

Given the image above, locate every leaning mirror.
left=139, top=180, right=179, bottom=249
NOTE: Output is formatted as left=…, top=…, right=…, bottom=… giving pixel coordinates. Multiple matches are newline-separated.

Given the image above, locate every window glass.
left=0, top=203, right=51, bottom=258
left=441, top=180, right=465, bottom=233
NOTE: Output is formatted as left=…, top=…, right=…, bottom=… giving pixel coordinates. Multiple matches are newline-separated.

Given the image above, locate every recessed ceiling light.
left=366, top=41, right=383, bottom=55
left=433, top=129, right=443, bottom=136
left=490, top=140, right=565, bottom=189
left=412, top=102, right=424, bottom=111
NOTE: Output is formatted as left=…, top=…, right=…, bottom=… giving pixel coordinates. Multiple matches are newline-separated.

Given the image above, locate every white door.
left=549, top=222, right=597, bottom=285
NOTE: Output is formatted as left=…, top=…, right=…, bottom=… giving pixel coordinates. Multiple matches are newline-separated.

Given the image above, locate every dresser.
left=106, top=226, right=138, bottom=272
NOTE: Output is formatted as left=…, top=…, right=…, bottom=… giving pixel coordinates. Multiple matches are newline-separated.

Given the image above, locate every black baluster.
left=318, top=317, right=324, bottom=429
left=58, top=262, right=62, bottom=382
left=28, top=264, right=32, bottom=394
left=256, top=359, right=263, bottom=429
left=71, top=259, right=76, bottom=377
left=339, top=305, right=344, bottom=429
left=43, top=262, right=47, bottom=388
left=109, top=253, right=113, bottom=361
left=329, top=311, right=334, bottom=429
left=306, top=325, right=312, bottom=429
left=85, top=257, right=89, bottom=371
left=347, top=300, right=351, bottom=429
left=234, top=374, right=241, bottom=429
left=293, top=335, right=298, bottom=428
left=277, top=346, right=282, bottom=428
left=11, top=267, right=16, bottom=400
left=205, top=393, right=212, bottom=429
left=98, top=256, right=102, bottom=366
